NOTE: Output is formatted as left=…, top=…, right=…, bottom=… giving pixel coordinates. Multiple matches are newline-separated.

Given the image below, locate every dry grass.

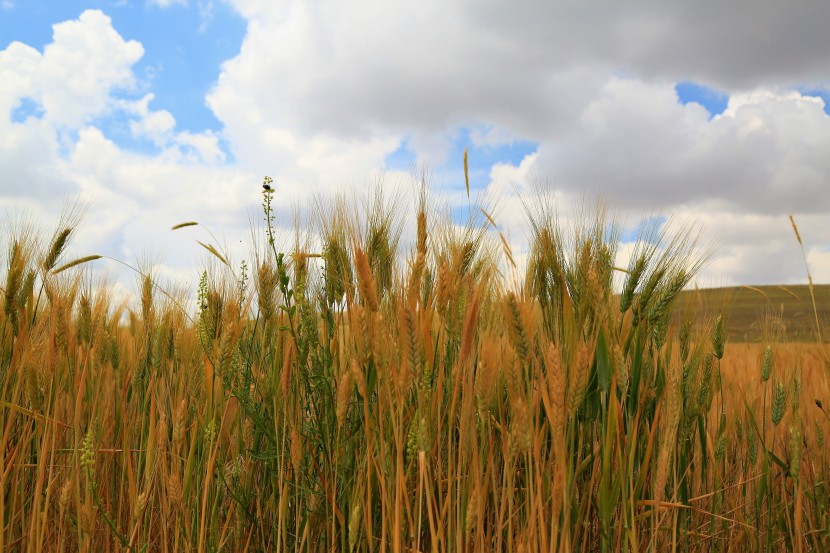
left=0, top=184, right=828, bottom=552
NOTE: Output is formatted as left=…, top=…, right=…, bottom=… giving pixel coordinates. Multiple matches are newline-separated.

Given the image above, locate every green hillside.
left=672, top=284, right=830, bottom=342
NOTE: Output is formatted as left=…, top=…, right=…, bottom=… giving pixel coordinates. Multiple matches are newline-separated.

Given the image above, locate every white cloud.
left=173, top=130, right=225, bottom=164
left=0, top=42, right=44, bottom=117
left=526, top=79, right=830, bottom=214
left=0, top=9, right=252, bottom=293
left=62, top=126, right=256, bottom=289
left=3, top=2, right=830, bottom=290
left=203, top=1, right=830, bottom=285
left=148, top=0, right=187, bottom=8
left=209, top=1, right=830, bottom=206
left=37, top=11, right=142, bottom=127
left=0, top=112, right=66, bottom=201
left=128, top=97, right=176, bottom=146
left=217, top=0, right=830, bottom=146
left=806, top=249, right=830, bottom=286
left=124, top=93, right=224, bottom=163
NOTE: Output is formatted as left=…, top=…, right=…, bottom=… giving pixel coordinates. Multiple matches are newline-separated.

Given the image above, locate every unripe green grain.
left=712, top=314, right=725, bottom=360
left=620, top=254, right=646, bottom=313
left=771, top=383, right=787, bottom=426
left=791, top=376, right=801, bottom=411
left=789, top=422, right=802, bottom=480
left=42, top=227, right=72, bottom=272
left=761, top=345, right=773, bottom=382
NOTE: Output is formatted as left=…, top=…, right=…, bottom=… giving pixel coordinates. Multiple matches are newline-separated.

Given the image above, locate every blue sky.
left=2, top=1, right=830, bottom=288
left=675, top=82, right=729, bottom=119
left=1, top=1, right=245, bottom=132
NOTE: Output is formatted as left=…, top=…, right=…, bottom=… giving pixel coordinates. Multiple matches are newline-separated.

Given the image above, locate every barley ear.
left=196, top=241, right=229, bottom=267
left=546, top=342, right=566, bottom=441
left=771, top=382, right=787, bottom=426
left=52, top=255, right=102, bottom=274
left=712, top=314, right=725, bottom=359
left=171, top=221, right=199, bottom=230
left=354, top=248, right=378, bottom=312
left=568, top=341, right=593, bottom=418
left=761, top=345, right=773, bottom=382
left=42, top=227, right=72, bottom=272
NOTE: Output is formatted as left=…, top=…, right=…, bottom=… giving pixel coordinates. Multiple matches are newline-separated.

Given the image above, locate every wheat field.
left=1, top=183, right=828, bottom=552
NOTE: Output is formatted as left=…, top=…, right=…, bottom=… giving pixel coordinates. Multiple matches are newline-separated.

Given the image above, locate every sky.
left=2, top=0, right=830, bottom=297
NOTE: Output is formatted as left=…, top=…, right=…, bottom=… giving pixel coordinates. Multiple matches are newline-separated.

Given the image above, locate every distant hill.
left=670, top=284, right=830, bottom=343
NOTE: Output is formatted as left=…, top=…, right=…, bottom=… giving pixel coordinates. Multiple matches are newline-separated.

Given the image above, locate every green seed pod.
left=748, top=430, right=758, bottom=466
left=109, top=335, right=120, bottom=369
left=715, top=433, right=726, bottom=461
left=791, top=377, right=801, bottom=411
left=761, top=345, right=773, bottom=382
left=638, top=267, right=665, bottom=317
left=712, top=315, right=725, bottom=360
left=406, top=417, right=418, bottom=462
left=17, top=270, right=35, bottom=309
left=789, top=424, right=802, bottom=480
left=348, top=500, right=362, bottom=552
left=771, top=383, right=787, bottom=426
left=620, top=255, right=646, bottom=313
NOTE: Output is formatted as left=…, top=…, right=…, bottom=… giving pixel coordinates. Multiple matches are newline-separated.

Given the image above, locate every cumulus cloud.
left=45, top=124, right=256, bottom=293
left=67, top=127, right=251, bottom=243
left=212, top=0, right=830, bottom=285
left=0, top=11, right=143, bottom=208
left=210, top=1, right=830, bottom=202
left=3, top=2, right=830, bottom=290
left=16, top=10, right=142, bottom=127
left=464, top=1, right=830, bottom=91
left=0, top=9, right=254, bottom=294
left=124, top=93, right=226, bottom=163
left=217, top=0, right=830, bottom=146
left=1, top=9, right=143, bottom=129
left=0, top=9, right=227, bottom=210
left=127, top=94, right=176, bottom=145
left=527, top=80, right=830, bottom=214
left=147, top=0, right=187, bottom=8
left=213, top=0, right=830, bottom=284
left=1, top=43, right=45, bottom=119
